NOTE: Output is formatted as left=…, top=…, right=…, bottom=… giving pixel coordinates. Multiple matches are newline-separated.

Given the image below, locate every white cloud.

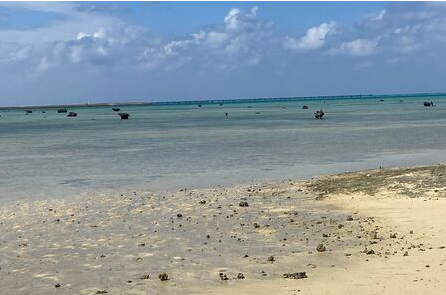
left=36, top=56, right=49, bottom=72
left=328, top=39, right=379, bottom=56
left=284, top=21, right=336, bottom=51
left=138, top=6, right=271, bottom=72
left=374, top=10, right=386, bottom=21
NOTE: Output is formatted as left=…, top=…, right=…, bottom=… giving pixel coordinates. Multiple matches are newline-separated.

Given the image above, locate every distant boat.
left=25, top=110, right=33, bottom=114
left=302, top=105, right=308, bottom=109
left=58, top=108, right=67, bottom=113
left=198, top=104, right=202, bottom=107
left=118, top=113, right=130, bottom=120
left=112, top=108, right=121, bottom=112
left=423, top=101, right=434, bottom=107
left=67, top=112, right=77, bottom=117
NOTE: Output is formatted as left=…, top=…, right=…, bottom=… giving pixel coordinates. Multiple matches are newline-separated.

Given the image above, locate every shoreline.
left=1, top=164, right=446, bottom=294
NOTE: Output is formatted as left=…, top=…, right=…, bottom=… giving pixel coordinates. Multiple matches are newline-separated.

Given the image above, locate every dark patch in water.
left=59, top=179, right=91, bottom=187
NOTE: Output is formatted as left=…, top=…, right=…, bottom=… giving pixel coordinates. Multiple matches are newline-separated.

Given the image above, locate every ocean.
left=1, top=94, right=446, bottom=201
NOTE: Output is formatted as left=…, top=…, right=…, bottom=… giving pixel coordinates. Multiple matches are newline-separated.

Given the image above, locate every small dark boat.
left=58, top=108, right=67, bottom=113
left=67, top=112, right=77, bottom=117
left=314, top=109, right=324, bottom=119
left=25, top=110, right=33, bottom=114
left=118, top=113, right=130, bottom=120
left=302, top=105, right=308, bottom=109
left=198, top=104, right=202, bottom=107
left=424, top=101, right=434, bottom=107
left=112, top=108, right=121, bottom=112
left=219, top=103, right=223, bottom=106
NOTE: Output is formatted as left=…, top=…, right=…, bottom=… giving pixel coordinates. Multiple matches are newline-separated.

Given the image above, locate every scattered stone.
left=390, top=233, right=397, bottom=238
left=253, top=222, right=260, bottom=229
left=140, top=274, right=150, bottom=280
left=219, top=273, right=228, bottom=280
left=403, top=251, right=409, bottom=256
left=283, top=272, right=307, bottom=279
left=346, top=216, right=354, bottom=221
left=177, top=213, right=183, bottom=218
left=267, top=256, right=275, bottom=262
left=55, top=284, right=61, bottom=288
left=158, top=273, right=169, bottom=281
left=316, top=243, right=326, bottom=252
left=96, top=290, right=108, bottom=294
left=237, top=273, right=245, bottom=279
left=239, top=201, right=249, bottom=207
left=366, top=249, right=375, bottom=255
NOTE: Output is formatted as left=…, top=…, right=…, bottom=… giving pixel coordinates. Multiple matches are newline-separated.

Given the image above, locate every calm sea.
left=1, top=95, right=446, bottom=200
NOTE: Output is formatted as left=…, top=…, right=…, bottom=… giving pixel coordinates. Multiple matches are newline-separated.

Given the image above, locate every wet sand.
left=1, top=164, right=446, bottom=294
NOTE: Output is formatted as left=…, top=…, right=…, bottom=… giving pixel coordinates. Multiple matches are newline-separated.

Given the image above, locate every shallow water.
left=1, top=95, right=446, bottom=200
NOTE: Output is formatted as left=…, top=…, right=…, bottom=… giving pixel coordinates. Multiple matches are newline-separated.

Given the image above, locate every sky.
left=1, top=1, right=446, bottom=106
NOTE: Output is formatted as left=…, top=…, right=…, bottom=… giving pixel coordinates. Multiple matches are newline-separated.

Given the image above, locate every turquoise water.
left=1, top=95, right=446, bottom=200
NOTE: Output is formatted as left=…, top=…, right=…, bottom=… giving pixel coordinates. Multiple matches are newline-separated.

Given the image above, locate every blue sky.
left=0, top=1, right=445, bottom=106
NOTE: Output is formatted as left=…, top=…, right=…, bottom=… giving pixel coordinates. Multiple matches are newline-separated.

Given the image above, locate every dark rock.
left=316, top=243, right=326, bottom=252
left=177, top=213, right=183, bottom=218
left=253, top=222, right=260, bottom=229
left=267, top=255, right=275, bottom=262
left=390, top=233, right=397, bottom=238
left=55, top=284, right=61, bottom=288
left=237, top=273, right=245, bottom=279
left=158, top=273, right=169, bottom=281
left=96, top=290, right=108, bottom=294
left=140, top=274, right=150, bottom=280
left=283, top=272, right=307, bottom=279
left=239, top=201, right=249, bottom=207
left=219, top=273, right=228, bottom=280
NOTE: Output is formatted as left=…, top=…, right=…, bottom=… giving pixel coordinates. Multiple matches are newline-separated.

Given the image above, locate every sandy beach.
left=1, top=164, right=446, bottom=294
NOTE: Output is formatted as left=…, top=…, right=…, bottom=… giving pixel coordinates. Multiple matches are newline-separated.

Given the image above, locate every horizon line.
left=1, top=91, right=445, bottom=110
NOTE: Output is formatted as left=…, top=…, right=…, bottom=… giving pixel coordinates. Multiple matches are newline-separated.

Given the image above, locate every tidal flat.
left=1, top=164, right=446, bottom=294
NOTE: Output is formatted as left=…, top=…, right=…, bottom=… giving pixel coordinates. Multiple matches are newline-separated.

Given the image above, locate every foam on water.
left=1, top=95, right=446, bottom=200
